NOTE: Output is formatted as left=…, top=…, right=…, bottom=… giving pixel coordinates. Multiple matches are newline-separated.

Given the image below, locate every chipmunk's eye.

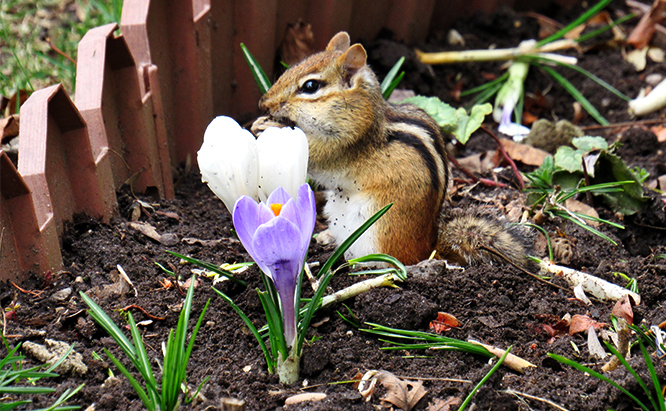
left=301, top=79, right=322, bottom=94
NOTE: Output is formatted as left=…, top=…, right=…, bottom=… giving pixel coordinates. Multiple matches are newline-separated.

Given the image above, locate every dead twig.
left=11, top=282, right=44, bottom=298
left=502, top=389, right=570, bottom=411
left=45, top=37, right=76, bottom=65
left=580, top=118, right=666, bottom=130
left=481, top=125, right=524, bottom=190
left=449, top=154, right=510, bottom=188
left=120, top=304, right=166, bottom=321
left=1, top=307, right=22, bottom=339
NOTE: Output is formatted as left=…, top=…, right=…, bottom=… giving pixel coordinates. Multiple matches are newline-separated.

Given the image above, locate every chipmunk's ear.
left=326, top=32, right=350, bottom=52
left=339, top=44, right=367, bottom=71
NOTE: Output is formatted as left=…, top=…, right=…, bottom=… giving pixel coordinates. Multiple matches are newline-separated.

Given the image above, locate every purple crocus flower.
left=232, top=183, right=316, bottom=347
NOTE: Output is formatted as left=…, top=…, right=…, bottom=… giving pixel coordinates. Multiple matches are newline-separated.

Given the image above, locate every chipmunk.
left=252, top=32, right=531, bottom=267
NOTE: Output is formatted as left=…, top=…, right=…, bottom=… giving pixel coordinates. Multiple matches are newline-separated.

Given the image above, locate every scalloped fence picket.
left=1, top=0, right=569, bottom=281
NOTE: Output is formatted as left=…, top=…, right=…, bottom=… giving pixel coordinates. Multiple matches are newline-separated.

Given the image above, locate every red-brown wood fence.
left=1, top=0, right=570, bottom=281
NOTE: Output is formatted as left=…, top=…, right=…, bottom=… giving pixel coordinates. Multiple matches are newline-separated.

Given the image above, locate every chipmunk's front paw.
left=315, top=229, right=336, bottom=246
left=250, top=116, right=287, bottom=136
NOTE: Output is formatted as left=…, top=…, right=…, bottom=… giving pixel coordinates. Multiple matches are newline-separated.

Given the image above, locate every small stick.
left=579, top=118, right=665, bottom=130
left=11, top=282, right=43, bottom=298
left=448, top=154, right=510, bottom=188
left=502, top=389, right=570, bottom=411
left=1, top=308, right=22, bottom=339
left=120, top=304, right=166, bottom=321
left=45, top=37, right=76, bottom=65
left=481, top=126, right=524, bottom=190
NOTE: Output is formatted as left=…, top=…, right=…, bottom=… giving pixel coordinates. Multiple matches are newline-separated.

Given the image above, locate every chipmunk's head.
left=259, top=32, right=384, bottom=147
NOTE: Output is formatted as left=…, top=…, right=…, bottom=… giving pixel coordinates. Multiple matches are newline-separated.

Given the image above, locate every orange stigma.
left=270, top=203, right=283, bottom=216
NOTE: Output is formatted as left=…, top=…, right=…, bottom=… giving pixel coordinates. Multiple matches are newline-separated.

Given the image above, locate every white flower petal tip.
left=197, top=116, right=259, bottom=213
left=256, top=126, right=309, bottom=202
left=498, top=122, right=531, bottom=140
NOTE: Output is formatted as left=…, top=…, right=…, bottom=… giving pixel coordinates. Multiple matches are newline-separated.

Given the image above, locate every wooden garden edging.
left=1, top=0, right=539, bottom=281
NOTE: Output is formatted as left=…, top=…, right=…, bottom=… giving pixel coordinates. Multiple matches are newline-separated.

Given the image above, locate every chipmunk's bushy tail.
left=436, top=209, right=533, bottom=268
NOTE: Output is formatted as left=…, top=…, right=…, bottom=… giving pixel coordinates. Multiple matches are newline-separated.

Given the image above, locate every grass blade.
left=240, top=43, right=272, bottom=95
left=525, top=55, right=630, bottom=101
left=638, top=341, right=665, bottom=411
left=381, top=57, right=406, bottom=99
left=459, top=346, right=511, bottom=411
left=538, top=64, right=609, bottom=125
left=548, top=352, right=651, bottom=411
left=347, top=254, right=407, bottom=281
left=536, top=0, right=613, bottom=46
left=315, top=203, right=393, bottom=279
left=80, top=292, right=137, bottom=361
left=212, top=287, right=274, bottom=373
left=103, top=348, right=155, bottom=411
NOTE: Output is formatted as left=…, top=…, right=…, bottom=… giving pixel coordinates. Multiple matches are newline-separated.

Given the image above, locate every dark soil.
left=3, top=4, right=666, bottom=411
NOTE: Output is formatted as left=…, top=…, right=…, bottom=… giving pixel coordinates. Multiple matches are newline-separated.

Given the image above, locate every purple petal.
left=295, top=183, right=316, bottom=250
left=251, top=217, right=304, bottom=346
left=266, top=186, right=292, bottom=206
left=233, top=196, right=274, bottom=274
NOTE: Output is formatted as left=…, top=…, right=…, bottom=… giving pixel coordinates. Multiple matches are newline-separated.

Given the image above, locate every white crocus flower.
left=256, top=126, right=309, bottom=202
left=197, top=116, right=309, bottom=213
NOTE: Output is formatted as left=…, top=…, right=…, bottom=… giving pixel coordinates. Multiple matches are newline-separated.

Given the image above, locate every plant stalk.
left=277, top=346, right=300, bottom=385
left=416, top=39, right=577, bottom=64
left=320, top=273, right=400, bottom=309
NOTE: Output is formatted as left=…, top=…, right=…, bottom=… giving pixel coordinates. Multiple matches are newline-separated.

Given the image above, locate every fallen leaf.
left=155, top=210, right=181, bottom=221
left=0, top=114, right=19, bottom=144
left=564, top=198, right=600, bottom=227
left=279, top=20, right=316, bottom=67
left=587, top=325, right=608, bottom=361
left=359, top=370, right=426, bottom=411
left=129, top=222, right=179, bottom=246
left=627, top=0, right=666, bottom=49
left=611, top=294, right=635, bottom=325
left=524, top=12, right=563, bottom=39
left=499, top=138, right=549, bottom=166
left=569, top=314, right=608, bottom=335
left=625, top=47, right=648, bottom=71
left=429, top=312, right=461, bottom=333
left=648, top=46, right=665, bottom=62
left=427, top=396, right=462, bottom=411
left=651, top=125, right=666, bottom=142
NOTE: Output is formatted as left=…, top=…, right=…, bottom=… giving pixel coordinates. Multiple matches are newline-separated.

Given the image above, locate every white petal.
left=198, top=116, right=259, bottom=213
left=256, top=127, right=309, bottom=202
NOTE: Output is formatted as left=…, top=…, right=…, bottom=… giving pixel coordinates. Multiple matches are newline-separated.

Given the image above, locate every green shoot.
left=536, top=64, right=609, bottom=125
left=80, top=277, right=210, bottom=411
left=458, top=346, right=511, bottom=411
left=380, top=57, right=405, bottom=99
left=240, top=43, right=272, bottom=95
left=360, top=323, right=495, bottom=358
left=536, top=0, right=614, bottom=46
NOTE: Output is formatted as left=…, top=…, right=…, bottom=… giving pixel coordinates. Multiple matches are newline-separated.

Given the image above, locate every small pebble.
left=52, top=287, right=72, bottom=301
left=646, top=73, right=664, bottom=86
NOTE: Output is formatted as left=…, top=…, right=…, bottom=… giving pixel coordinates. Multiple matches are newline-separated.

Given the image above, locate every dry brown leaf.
left=627, top=0, right=666, bottom=49
left=155, top=210, right=181, bottom=221
left=651, top=125, right=666, bottom=142
left=426, top=396, right=462, bottom=411
left=429, top=312, right=462, bottom=333
left=611, top=294, right=635, bottom=325
left=568, top=314, right=608, bottom=335
left=524, top=12, right=563, bottom=39
left=128, top=222, right=178, bottom=246
left=499, top=138, right=549, bottom=166
left=564, top=199, right=599, bottom=227
left=0, top=114, right=19, bottom=144
left=279, top=20, right=316, bottom=67
left=359, top=370, right=426, bottom=411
